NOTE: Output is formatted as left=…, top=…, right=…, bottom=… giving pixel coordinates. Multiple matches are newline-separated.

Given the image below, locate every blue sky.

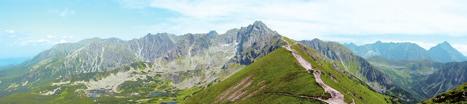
left=1, top=0, right=467, bottom=59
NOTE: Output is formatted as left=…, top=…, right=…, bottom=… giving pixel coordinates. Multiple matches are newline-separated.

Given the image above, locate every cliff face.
left=415, top=61, right=467, bottom=97
left=231, top=21, right=283, bottom=65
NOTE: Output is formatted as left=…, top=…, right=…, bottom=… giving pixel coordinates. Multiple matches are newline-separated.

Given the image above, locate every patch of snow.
left=22, top=81, right=29, bottom=86
left=41, top=87, right=61, bottom=95
left=52, top=81, right=71, bottom=86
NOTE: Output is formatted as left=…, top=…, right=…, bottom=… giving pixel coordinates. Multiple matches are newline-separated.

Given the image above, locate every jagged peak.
left=375, top=40, right=383, bottom=44
left=438, top=41, right=451, bottom=46
left=145, top=32, right=171, bottom=36
left=143, top=33, right=172, bottom=39
left=431, top=41, right=454, bottom=50
left=311, top=38, right=322, bottom=42
left=346, top=42, right=357, bottom=46
left=207, top=30, right=218, bottom=36
left=342, top=42, right=358, bottom=48
left=252, top=21, right=267, bottom=27
left=441, top=41, right=449, bottom=44
left=246, top=21, right=273, bottom=32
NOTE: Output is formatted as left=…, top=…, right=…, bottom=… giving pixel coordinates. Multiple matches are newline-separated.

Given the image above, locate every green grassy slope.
left=185, top=48, right=329, bottom=104
left=292, top=44, right=392, bottom=104
left=0, top=85, right=94, bottom=104
left=185, top=42, right=392, bottom=104
left=422, top=83, right=467, bottom=104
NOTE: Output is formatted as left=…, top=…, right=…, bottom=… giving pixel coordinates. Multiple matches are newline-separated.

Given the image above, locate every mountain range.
left=344, top=41, right=467, bottom=101
left=0, top=21, right=465, bottom=104
left=344, top=41, right=467, bottom=63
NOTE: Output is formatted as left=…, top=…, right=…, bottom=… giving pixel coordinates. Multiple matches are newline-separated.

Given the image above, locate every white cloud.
left=121, top=0, right=467, bottom=37
left=5, top=29, right=15, bottom=34
left=49, top=8, right=76, bottom=17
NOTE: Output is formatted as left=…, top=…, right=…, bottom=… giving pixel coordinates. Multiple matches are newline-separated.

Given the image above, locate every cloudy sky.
left=1, top=0, right=467, bottom=59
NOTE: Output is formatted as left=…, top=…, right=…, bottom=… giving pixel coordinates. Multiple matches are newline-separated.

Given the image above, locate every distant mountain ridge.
left=345, top=41, right=467, bottom=102
left=344, top=41, right=467, bottom=63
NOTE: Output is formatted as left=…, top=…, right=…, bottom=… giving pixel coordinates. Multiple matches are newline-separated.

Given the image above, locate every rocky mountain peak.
left=429, top=41, right=457, bottom=52
left=143, top=33, right=172, bottom=40
left=207, top=30, right=218, bottom=36
left=243, top=21, right=275, bottom=35
left=230, top=21, right=283, bottom=65
left=375, top=40, right=383, bottom=44
left=434, top=41, right=453, bottom=49
left=428, top=41, right=466, bottom=62
left=252, top=21, right=267, bottom=28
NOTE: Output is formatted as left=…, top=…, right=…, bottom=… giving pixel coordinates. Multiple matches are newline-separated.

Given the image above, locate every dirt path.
left=283, top=42, right=346, bottom=104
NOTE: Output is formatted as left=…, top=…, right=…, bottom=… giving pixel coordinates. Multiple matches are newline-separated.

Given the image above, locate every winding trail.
left=283, top=42, right=346, bottom=104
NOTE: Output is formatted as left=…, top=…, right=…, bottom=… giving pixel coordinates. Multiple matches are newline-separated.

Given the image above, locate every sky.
left=1, top=0, right=467, bottom=59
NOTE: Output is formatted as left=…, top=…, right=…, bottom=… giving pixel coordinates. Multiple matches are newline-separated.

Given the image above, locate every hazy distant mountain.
left=343, top=41, right=467, bottom=102
left=345, top=41, right=466, bottom=63
left=344, top=41, right=428, bottom=61
left=361, top=51, right=467, bottom=101
left=428, top=41, right=467, bottom=63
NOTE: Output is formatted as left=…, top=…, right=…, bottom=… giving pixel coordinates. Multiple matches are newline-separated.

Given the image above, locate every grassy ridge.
left=291, top=44, right=392, bottom=104
left=185, top=48, right=328, bottom=104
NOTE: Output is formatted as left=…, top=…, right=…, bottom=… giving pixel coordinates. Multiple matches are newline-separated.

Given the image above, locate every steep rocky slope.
left=422, top=83, right=467, bottom=104
left=300, top=39, right=392, bottom=91
left=414, top=62, right=467, bottom=98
